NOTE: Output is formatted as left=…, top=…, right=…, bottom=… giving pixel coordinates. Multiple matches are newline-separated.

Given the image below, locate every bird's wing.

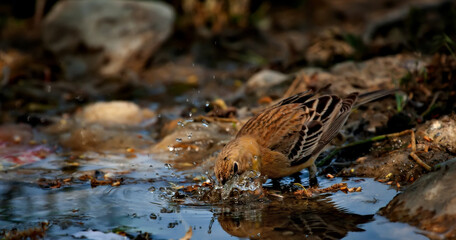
left=287, top=95, right=345, bottom=166
left=311, top=92, right=358, bottom=155
left=238, top=89, right=394, bottom=167
left=237, top=103, right=317, bottom=148
left=237, top=92, right=347, bottom=167
left=236, top=90, right=316, bottom=145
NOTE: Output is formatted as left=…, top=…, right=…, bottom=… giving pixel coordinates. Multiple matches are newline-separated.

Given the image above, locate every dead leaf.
left=180, top=227, right=193, bottom=240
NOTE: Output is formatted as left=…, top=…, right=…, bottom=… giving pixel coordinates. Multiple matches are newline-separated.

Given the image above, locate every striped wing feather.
left=237, top=89, right=393, bottom=167
left=289, top=95, right=344, bottom=166
left=237, top=104, right=316, bottom=148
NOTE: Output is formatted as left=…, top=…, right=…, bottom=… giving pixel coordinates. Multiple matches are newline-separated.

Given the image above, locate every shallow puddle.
left=0, top=152, right=429, bottom=239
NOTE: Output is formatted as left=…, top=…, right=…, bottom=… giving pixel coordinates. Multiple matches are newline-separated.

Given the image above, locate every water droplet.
left=205, top=101, right=210, bottom=107
left=150, top=213, right=158, bottom=219
left=157, top=114, right=161, bottom=118
left=177, top=121, right=184, bottom=127
left=165, top=163, right=172, bottom=169
left=187, top=132, right=193, bottom=139
left=202, top=119, right=209, bottom=127
left=46, top=85, right=51, bottom=93
left=186, top=98, right=189, bottom=102
left=167, top=146, right=174, bottom=152
left=189, top=112, right=192, bottom=117
left=176, top=138, right=183, bottom=142
left=148, top=186, right=156, bottom=192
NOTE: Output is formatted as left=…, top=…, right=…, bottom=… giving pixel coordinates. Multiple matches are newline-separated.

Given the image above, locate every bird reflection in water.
left=216, top=196, right=373, bottom=239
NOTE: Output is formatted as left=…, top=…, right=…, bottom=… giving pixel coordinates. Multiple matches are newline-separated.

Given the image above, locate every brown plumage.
left=214, top=89, right=396, bottom=186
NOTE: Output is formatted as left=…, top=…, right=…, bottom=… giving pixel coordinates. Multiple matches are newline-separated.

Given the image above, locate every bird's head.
left=214, top=136, right=262, bottom=185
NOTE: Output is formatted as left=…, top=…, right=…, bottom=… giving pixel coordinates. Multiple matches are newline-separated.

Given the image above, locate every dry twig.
left=410, top=152, right=432, bottom=171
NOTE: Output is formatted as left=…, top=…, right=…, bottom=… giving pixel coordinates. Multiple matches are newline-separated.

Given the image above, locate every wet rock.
left=45, top=101, right=155, bottom=152
left=379, top=158, right=456, bottom=239
left=79, top=101, right=155, bottom=126
left=42, top=0, right=175, bottom=78
left=245, top=69, right=291, bottom=97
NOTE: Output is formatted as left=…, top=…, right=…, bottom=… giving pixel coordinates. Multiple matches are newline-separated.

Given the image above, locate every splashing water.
left=221, top=170, right=264, bottom=201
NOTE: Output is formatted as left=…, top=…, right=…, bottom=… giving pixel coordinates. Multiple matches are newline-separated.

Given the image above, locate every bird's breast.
left=260, top=148, right=317, bottom=179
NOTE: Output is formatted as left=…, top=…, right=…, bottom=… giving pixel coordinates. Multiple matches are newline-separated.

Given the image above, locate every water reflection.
left=216, top=196, right=373, bottom=239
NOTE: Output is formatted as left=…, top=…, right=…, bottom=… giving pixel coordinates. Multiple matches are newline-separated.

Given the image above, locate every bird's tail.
left=355, top=89, right=399, bottom=108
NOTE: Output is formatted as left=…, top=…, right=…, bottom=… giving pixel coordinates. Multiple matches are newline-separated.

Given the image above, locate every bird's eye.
left=233, top=162, right=239, bottom=174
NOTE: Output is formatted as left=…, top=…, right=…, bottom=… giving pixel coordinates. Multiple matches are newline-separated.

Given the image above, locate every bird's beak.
left=252, top=156, right=260, bottom=172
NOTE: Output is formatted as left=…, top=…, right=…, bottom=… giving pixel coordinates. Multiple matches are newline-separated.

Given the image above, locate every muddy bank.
left=338, top=114, right=456, bottom=184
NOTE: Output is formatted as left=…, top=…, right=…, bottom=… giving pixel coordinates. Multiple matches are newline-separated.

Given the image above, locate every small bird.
left=214, top=89, right=396, bottom=186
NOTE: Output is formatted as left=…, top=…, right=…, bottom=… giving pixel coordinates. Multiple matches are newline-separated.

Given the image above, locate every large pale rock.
left=80, top=101, right=155, bottom=126
left=42, top=0, right=175, bottom=78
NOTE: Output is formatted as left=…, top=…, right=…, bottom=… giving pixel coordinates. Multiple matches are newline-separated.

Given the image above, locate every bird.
left=214, top=89, right=396, bottom=186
